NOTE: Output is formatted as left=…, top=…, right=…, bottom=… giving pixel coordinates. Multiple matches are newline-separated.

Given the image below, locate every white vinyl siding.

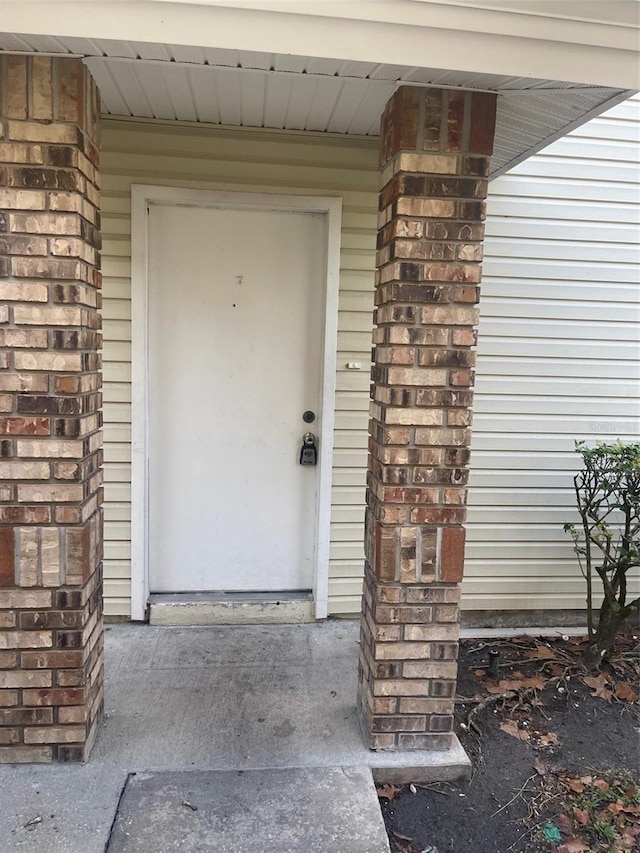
left=100, top=120, right=378, bottom=616
left=464, top=94, right=640, bottom=611
left=101, top=96, right=639, bottom=618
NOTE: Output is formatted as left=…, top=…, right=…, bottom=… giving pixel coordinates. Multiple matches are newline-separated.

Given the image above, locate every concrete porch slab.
left=106, top=767, right=391, bottom=853
left=0, top=620, right=470, bottom=853
left=94, top=621, right=471, bottom=784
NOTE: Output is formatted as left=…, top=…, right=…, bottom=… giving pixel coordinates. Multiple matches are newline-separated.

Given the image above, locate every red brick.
left=0, top=707, right=53, bottom=725
left=439, top=527, right=466, bottom=582
left=0, top=529, right=15, bottom=586
left=21, top=650, right=84, bottom=669
left=0, top=417, right=50, bottom=436
left=469, top=92, right=497, bottom=155
left=22, top=687, right=85, bottom=707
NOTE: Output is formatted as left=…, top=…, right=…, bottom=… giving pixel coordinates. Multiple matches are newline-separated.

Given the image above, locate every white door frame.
left=130, top=185, right=342, bottom=621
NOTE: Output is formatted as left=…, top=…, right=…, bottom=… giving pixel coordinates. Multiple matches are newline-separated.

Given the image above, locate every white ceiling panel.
left=215, top=71, right=242, bottom=128
left=306, top=76, right=348, bottom=133
left=262, top=74, right=293, bottom=129
left=347, top=82, right=396, bottom=135
left=87, top=62, right=130, bottom=117
left=326, top=78, right=372, bottom=134
left=1, top=33, right=631, bottom=177
left=166, top=65, right=198, bottom=122
left=240, top=72, right=267, bottom=128
left=188, top=65, right=222, bottom=125
left=135, top=63, right=175, bottom=120
left=284, top=76, right=319, bottom=132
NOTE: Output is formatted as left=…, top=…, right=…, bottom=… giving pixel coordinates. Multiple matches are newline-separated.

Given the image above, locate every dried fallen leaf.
left=533, top=756, right=549, bottom=775
left=377, top=785, right=401, bottom=801
left=391, top=831, right=414, bottom=842
left=535, top=731, right=559, bottom=747
left=572, top=807, right=589, bottom=825
left=582, top=674, right=613, bottom=702
left=594, top=778, right=610, bottom=790
left=567, top=779, right=585, bottom=794
left=556, top=813, right=573, bottom=835
left=519, top=675, right=546, bottom=689
left=499, top=720, right=529, bottom=741
left=558, top=838, right=591, bottom=853
left=615, top=681, right=638, bottom=703
left=524, top=644, right=555, bottom=660
left=496, top=679, right=526, bottom=691
left=483, top=682, right=508, bottom=694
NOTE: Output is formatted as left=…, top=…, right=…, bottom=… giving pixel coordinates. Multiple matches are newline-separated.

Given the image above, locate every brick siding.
left=357, top=87, right=497, bottom=749
left=0, top=56, right=103, bottom=762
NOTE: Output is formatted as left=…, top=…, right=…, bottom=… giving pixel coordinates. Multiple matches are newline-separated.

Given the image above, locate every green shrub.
left=564, top=441, right=640, bottom=663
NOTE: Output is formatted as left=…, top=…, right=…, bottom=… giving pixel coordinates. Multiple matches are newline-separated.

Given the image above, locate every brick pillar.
left=357, top=87, right=497, bottom=750
left=0, top=56, right=103, bottom=762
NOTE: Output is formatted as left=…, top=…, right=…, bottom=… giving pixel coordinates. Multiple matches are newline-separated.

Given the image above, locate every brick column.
left=0, top=56, right=103, bottom=762
left=357, top=87, right=497, bottom=750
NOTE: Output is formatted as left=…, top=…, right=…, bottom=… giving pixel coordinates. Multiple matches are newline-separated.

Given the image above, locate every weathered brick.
left=24, top=726, right=86, bottom=744
left=0, top=281, right=48, bottom=301
left=0, top=707, right=54, bottom=728
left=0, top=745, right=53, bottom=763
left=21, top=650, right=84, bottom=669
left=0, top=374, right=49, bottom=393
left=0, top=461, right=50, bottom=479
left=17, top=483, right=84, bottom=503
left=0, top=188, right=46, bottom=210
left=0, top=506, right=51, bottom=525
left=0, top=143, right=44, bottom=164
left=13, top=305, right=84, bottom=325
left=22, top=687, right=85, bottom=707
left=0, top=671, right=52, bottom=689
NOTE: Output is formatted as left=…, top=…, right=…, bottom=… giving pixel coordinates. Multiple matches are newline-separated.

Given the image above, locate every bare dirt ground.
left=378, top=627, right=640, bottom=853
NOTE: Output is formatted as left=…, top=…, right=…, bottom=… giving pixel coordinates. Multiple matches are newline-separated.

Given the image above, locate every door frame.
left=130, top=185, right=342, bottom=621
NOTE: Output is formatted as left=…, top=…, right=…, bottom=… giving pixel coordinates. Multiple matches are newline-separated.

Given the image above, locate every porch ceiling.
left=0, top=32, right=633, bottom=177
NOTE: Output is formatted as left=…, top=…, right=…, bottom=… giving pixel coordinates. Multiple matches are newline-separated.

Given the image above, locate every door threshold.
left=148, top=592, right=315, bottom=626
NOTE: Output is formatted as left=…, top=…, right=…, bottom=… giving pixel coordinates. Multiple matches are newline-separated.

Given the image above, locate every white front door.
left=147, top=204, right=325, bottom=593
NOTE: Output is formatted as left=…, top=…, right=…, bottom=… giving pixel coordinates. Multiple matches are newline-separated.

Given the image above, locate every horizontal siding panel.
left=105, top=521, right=131, bottom=541
left=468, top=377, right=639, bottom=395
left=103, top=599, right=131, bottom=618
left=484, top=218, right=639, bottom=243
left=103, top=445, right=131, bottom=464
left=473, top=397, right=639, bottom=417
left=486, top=197, right=638, bottom=223
left=104, top=503, right=131, bottom=522
left=482, top=258, right=638, bottom=283
left=480, top=282, right=639, bottom=304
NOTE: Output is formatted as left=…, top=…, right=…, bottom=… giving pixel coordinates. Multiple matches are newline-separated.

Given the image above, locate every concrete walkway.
left=0, top=620, right=470, bottom=852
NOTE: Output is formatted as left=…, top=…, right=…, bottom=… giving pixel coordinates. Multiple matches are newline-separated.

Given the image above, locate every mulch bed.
left=378, top=626, right=639, bottom=853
